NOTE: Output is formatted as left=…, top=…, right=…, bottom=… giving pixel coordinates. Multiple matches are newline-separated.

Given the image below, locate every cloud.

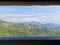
left=42, top=16, right=47, bottom=18
left=0, top=14, right=40, bottom=22
left=1, top=6, right=60, bottom=23
left=21, top=18, right=36, bottom=21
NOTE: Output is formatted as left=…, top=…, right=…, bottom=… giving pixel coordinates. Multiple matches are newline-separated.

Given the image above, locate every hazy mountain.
left=20, top=21, right=41, bottom=26
left=0, top=19, right=60, bottom=37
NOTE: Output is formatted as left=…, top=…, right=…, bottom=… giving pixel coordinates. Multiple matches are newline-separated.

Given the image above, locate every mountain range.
left=0, top=19, right=60, bottom=37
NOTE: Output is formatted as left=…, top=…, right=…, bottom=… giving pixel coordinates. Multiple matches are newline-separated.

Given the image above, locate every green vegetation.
left=0, top=19, right=60, bottom=37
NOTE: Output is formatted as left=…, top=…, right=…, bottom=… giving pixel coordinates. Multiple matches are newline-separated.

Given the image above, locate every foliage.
left=0, top=19, right=60, bottom=37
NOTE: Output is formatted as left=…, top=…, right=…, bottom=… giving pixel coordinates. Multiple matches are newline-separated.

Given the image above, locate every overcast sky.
left=0, top=6, right=60, bottom=24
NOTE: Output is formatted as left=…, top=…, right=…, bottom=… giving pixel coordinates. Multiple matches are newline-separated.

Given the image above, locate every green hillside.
left=0, top=19, right=60, bottom=37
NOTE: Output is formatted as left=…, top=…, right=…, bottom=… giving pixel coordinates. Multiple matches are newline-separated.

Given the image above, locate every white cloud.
left=0, top=13, right=46, bottom=22
left=21, top=18, right=36, bottom=22
left=42, top=16, right=47, bottom=18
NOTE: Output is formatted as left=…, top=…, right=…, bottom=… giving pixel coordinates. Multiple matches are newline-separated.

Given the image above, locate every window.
left=0, top=6, right=60, bottom=40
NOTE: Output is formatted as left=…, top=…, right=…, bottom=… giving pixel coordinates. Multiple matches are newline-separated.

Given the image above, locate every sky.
left=0, top=6, right=60, bottom=24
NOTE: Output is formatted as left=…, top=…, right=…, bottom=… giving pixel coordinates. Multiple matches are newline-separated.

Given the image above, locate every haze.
left=0, top=6, right=60, bottom=24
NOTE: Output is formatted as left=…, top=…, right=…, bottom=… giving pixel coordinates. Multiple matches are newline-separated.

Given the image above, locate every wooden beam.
left=0, top=1, right=59, bottom=5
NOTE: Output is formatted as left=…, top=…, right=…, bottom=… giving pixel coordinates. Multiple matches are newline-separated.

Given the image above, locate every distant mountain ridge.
left=0, top=19, right=60, bottom=36
left=21, top=21, right=41, bottom=25
left=19, top=21, right=60, bottom=28
left=1, top=19, right=60, bottom=29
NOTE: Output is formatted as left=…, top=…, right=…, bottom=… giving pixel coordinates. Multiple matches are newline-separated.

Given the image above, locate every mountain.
left=20, top=21, right=41, bottom=26
left=21, top=21, right=60, bottom=30
left=20, top=21, right=60, bottom=28
left=42, top=23, right=60, bottom=27
left=0, top=19, right=60, bottom=37
left=0, top=19, right=6, bottom=24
